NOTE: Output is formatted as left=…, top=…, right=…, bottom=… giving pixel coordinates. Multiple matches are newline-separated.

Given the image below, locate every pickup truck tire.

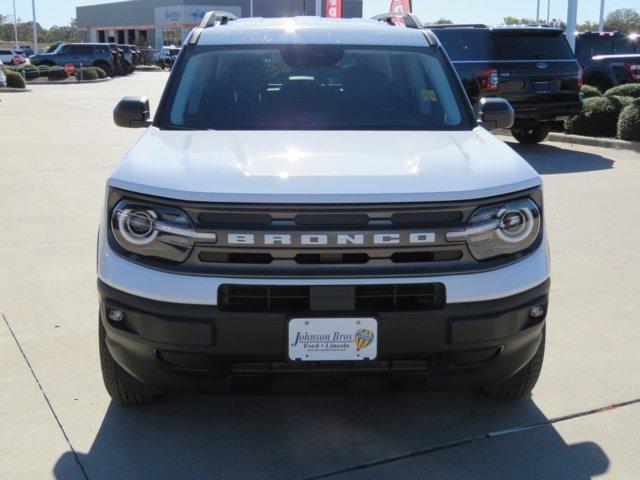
left=485, top=328, right=545, bottom=399
left=511, top=125, right=550, bottom=144
left=99, top=320, right=158, bottom=406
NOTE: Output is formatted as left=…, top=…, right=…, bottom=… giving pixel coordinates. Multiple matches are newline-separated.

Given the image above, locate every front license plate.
left=288, top=317, right=378, bottom=361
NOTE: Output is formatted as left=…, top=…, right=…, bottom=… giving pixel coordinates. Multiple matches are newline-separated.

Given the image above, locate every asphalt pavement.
left=1, top=73, right=639, bottom=479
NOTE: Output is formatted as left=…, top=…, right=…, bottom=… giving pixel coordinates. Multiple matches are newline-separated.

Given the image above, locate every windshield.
left=493, top=32, right=574, bottom=60
left=162, top=45, right=469, bottom=131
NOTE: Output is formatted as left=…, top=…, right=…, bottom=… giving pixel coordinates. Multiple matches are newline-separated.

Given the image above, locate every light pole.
left=547, top=0, right=551, bottom=23
left=536, top=0, right=541, bottom=22
left=31, top=0, right=38, bottom=53
left=316, top=0, right=322, bottom=17
left=598, top=0, right=606, bottom=32
left=566, top=0, right=578, bottom=51
left=12, top=0, right=19, bottom=49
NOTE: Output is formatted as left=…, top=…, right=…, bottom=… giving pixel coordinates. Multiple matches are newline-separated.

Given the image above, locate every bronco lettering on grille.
left=226, top=232, right=436, bottom=247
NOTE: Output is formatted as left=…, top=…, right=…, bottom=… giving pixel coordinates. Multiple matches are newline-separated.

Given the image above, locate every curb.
left=27, top=77, right=113, bottom=85
left=0, top=87, right=32, bottom=92
left=548, top=132, right=640, bottom=153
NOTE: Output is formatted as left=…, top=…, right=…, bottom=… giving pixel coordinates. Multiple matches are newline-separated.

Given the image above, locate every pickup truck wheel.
left=99, top=320, right=158, bottom=406
left=511, top=125, right=550, bottom=144
left=485, top=328, right=545, bottom=399
left=584, top=76, right=612, bottom=93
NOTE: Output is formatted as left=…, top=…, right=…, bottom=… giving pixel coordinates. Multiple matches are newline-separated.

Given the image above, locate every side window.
left=591, top=38, right=613, bottom=56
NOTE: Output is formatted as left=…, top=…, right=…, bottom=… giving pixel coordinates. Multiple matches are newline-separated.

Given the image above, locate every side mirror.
left=478, top=97, right=514, bottom=130
left=114, top=96, right=152, bottom=128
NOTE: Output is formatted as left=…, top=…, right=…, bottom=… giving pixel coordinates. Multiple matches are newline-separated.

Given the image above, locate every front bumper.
left=99, top=278, right=549, bottom=393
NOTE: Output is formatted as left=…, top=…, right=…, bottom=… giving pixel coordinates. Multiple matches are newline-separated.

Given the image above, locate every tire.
left=99, top=320, right=158, bottom=406
left=511, top=124, right=550, bottom=144
left=93, top=61, right=112, bottom=76
left=486, top=328, right=545, bottom=399
left=584, top=75, right=612, bottom=93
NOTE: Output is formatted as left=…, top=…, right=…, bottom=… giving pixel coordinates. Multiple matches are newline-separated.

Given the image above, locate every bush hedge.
left=22, top=65, right=40, bottom=81
left=565, top=96, right=629, bottom=137
left=604, top=83, right=640, bottom=99
left=75, top=67, right=99, bottom=81
left=47, top=66, right=69, bottom=81
left=6, top=70, right=26, bottom=89
left=93, top=66, right=107, bottom=78
left=617, top=99, right=640, bottom=141
left=37, top=65, right=50, bottom=77
left=581, top=85, right=602, bottom=98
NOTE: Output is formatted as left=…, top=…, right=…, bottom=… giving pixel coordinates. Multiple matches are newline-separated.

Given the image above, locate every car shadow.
left=53, top=387, right=609, bottom=479
left=501, top=139, right=615, bottom=175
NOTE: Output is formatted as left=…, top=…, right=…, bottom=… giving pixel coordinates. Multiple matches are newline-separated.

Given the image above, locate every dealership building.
left=76, top=0, right=363, bottom=49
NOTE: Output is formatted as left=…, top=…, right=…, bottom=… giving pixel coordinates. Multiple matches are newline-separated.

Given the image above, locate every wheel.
left=584, top=75, right=612, bottom=93
left=486, top=328, right=545, bottom=399
left=93, top=61, right=112, bottom=76
left=511, top=124, right=550, bottom=144
left=99, top=319, right=158, bottom=405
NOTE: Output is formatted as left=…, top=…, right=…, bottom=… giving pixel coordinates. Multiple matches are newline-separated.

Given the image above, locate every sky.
left=2, top=0, right=637, bottom=28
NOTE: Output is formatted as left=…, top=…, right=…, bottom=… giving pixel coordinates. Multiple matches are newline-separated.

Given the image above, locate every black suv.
left=31, top=43, right=115, bottom=75
left=431, top=25, right=583, bottom=143
left=575, top=32, right=640, bottom=91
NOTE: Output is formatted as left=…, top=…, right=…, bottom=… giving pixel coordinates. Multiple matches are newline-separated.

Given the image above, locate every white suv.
left=99, top=13, right=549, bottom=405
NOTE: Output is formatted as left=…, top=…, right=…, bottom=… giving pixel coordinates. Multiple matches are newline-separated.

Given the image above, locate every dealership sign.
left=326, top=0, right=342, bottom=19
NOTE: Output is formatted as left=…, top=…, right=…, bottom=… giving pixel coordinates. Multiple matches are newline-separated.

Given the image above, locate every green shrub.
left=93, top=66, right=107, bottom=78
left=75, top=67, right=99, bottom=81
left=581, top=85, right=602, bottom=98
left=37, top=65, right=50, bottom=77
left=565, top=96, right=628, bottom=137
left=604, top=83, right=640, bottom=99
left=135, top=64, right=162, bottom=72
left=47, top=66, right=69, bottom=81
left=617, top=99, right=640, bottom=141
left=5, top=70, right=26, bottom=89
left=22, top=65, right=39, bottom=81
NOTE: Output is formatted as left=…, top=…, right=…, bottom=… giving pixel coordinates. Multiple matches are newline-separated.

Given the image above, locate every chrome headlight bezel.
left=447, top=197, right=542, bottom=261
left=110, top=199, right=217, bottom=263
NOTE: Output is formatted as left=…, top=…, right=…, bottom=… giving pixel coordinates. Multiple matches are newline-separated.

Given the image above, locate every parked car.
left=431, top=24, right=583, bottom=143
left=31, top=43, right=115, bottom=75
left=19, top=45, right=35, bottom=57
left=0, top=60, right=7, bottom=88
left=116, top=44, right=136, bottom=73
left=0, top=48, right=26, bottom=65
left=154, top=46, right=181, bottom=69
left=575, top=31, right=640, bottom=91
left=101, top=13, right=549, bottom=405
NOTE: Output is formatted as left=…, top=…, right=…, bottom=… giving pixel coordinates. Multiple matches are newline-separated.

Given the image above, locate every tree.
left=434, top=18, right=453, bottom=25
left=604, top=8, right=640, bottom=33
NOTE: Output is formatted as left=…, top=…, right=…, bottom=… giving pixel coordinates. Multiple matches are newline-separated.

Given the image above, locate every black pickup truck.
left=431, top=25, right=583, bottom=143
left=575, top=32, right=640, bottom=91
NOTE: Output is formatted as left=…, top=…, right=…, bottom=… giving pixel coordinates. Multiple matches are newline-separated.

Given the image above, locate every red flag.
left=326, top=0, right=342, bottom=18
left=389, top=0, right=412, bottom=14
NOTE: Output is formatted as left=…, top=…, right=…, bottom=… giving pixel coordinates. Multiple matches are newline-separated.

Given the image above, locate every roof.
left=197, top=17, right=431, bottom=47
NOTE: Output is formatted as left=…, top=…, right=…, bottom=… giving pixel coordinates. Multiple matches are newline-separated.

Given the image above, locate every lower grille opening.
left=391, top=250, right=463, bottom=263
left=295, top=253, right=369, bottom=264
left=199, top=252, right=273, bottom=264
left=218, top=283, right=446, bottom=313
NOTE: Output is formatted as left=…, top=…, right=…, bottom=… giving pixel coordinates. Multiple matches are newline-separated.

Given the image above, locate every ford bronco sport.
left=100, top=12, right=550, bottom=405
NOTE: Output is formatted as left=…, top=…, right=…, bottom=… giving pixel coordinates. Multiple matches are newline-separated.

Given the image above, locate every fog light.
left=108, top=308, right=125, bottom=322
left=529, top=305, right=545, bottom=318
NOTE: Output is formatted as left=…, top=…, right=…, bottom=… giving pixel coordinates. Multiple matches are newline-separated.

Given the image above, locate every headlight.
left=446, top=198, right=541, bottom=260
left=110, top=200, right=217, bottom=262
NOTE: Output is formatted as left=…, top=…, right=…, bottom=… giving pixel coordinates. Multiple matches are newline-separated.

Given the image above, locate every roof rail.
left=372, top=13, right=423, bottom=29
left=199, top=10, right=238, bottom=28
left=427, top=23, right=488, bottom=29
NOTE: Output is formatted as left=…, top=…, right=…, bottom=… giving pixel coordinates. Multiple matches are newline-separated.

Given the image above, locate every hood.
left=108, top=128, right=541, bottom=203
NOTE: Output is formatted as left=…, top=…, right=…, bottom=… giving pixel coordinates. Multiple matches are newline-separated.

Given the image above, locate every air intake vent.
left=218, top=283, right=446, bottom=313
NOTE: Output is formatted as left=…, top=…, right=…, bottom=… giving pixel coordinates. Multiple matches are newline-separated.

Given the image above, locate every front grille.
left=108, top=187, right=543, bottom=277
left=218, top=283, right=446, bottom=313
